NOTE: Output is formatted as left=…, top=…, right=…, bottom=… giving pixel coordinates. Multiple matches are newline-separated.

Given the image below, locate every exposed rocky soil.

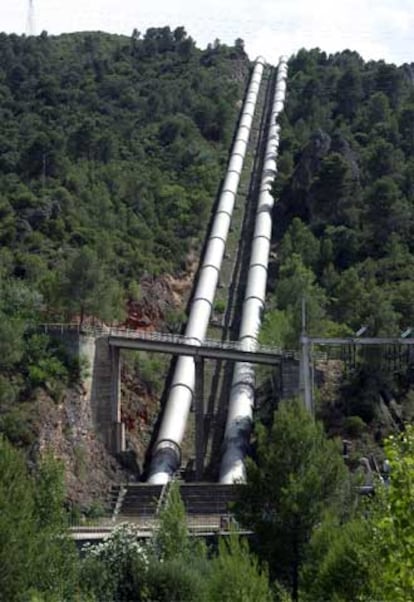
left=34, top=387, right=128, bottom=512
left=125, top=256, right=198, bottom=331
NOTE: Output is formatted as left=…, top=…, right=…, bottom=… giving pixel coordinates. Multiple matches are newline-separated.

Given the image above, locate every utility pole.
left=300, top=297, right=313, bottom=413
left=26, top=0, right=36, bottom=37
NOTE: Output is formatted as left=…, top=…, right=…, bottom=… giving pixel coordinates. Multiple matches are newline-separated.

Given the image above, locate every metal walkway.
left=42, top=323, right=296, bottom=365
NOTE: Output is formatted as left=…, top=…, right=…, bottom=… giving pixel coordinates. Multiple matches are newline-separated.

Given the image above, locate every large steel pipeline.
left=219, top=57, right=288, bottom=484
left=148, top=58, right=266, bottom=484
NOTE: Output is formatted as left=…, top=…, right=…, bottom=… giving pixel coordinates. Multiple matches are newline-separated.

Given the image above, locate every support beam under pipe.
left=195, top=357, right=205, bottom=480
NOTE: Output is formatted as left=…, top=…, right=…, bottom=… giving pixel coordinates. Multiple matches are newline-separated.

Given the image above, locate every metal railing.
left=40, top=322, right=298, bottom=359
left=69, top=512, right=249, bottom=540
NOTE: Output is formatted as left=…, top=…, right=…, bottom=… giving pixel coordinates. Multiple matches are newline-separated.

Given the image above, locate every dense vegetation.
left=0, top=437, right=79, bottom=601
left=0, top=28, right=246, bottom=290
left=236, top=400, right=414, bottom=601
left=263, top=48, right=414, bottom=345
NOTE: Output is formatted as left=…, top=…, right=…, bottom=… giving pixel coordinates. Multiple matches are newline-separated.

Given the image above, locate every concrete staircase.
left=115, top=482, right=241, bottom=532
left=180, top=483, right=240, bottom=516
left=117, top=484, right=163, bottom=519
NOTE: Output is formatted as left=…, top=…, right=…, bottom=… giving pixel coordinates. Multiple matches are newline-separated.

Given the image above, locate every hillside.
left=262, top=48, right=414, bottom=454
left=0, top=28, right=248, bottom=303
left=1, top=37, right=414, bottom=501
left=0, top=28, right=250, bottom=505
left=262, top=48, right=414, bottom=344
left=1, top=38, right=414, bottom=602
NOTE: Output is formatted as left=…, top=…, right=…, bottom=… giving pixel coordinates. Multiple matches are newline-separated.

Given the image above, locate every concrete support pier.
left=194, top=357, right=205, bottom=480
left=78, top=333, right=125, bottom=454
left=110, top=346, right=125, bottom=453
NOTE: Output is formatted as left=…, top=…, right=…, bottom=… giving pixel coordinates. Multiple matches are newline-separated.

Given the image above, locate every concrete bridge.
left=42, top=324, right=298, bottom=460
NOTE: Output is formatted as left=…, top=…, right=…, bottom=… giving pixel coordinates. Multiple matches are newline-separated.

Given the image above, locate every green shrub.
left=207, top=533, right=273, bottom=602
left=214, top=298, right=226, bottom=313
left=343, top=415, right=366, bottom=438
left=145, top=558, right=208, bottom=602
left=0, top=374, right=20, bottom=404
left=0, top=406, right=36, bottom=446
left=80, top=523, right=150, bottom=601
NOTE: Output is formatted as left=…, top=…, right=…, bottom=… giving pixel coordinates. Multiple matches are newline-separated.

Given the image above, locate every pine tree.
left=236, top=399, right=350, bottom=601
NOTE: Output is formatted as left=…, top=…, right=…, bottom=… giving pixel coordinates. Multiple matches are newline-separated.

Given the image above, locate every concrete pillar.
left=47, top=329, right=125, bottom=455
left=111, top=346, right=125, bottom=454
left=194, top=357, right=205, bottom=480
left=111, top=346, right=121, bottom=423
left=113, top=421, right=126, bottom=455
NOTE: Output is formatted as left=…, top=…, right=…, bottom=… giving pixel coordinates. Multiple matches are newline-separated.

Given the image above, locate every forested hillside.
left=0, top=28, right=247, bottom=301
left=0, top=29, right=248, bottom=433
left=259, top=48, right=414, bottom=465
left=265, top=48, right=414, bottom=346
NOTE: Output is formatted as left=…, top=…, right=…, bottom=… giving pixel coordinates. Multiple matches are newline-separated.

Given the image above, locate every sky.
left=1, top=0, right=413, bottom=66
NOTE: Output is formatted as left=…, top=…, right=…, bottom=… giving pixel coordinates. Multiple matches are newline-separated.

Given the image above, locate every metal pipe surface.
left=219, top=57, right=288, bottom=484
left=148, top=58, right=266, bottom=484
